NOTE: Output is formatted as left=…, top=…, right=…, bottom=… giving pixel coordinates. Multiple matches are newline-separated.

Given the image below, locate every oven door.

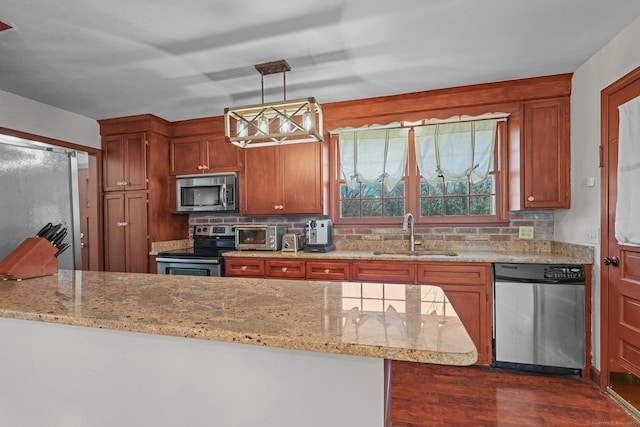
left=156, top=257, right=222, bottom=277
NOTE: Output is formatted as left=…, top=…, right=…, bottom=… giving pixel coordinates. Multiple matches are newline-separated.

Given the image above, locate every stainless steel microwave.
left=176, top=173, right=237, bottom=213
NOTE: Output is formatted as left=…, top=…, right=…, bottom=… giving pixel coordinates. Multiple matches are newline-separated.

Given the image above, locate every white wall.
left=0, top=89, right=100, bottom=149
left=555, top=16, right=640, bottom=370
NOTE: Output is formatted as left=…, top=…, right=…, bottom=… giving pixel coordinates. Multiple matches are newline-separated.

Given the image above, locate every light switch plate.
left=519, top=226, right=534, bottom=240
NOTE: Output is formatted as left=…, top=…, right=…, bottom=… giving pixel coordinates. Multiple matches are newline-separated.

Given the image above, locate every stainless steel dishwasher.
left=493, top=263, right=585, bottom=374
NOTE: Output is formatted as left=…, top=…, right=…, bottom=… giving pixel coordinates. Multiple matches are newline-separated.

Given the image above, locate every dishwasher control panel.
left=494, top=263, right=585, bottom=282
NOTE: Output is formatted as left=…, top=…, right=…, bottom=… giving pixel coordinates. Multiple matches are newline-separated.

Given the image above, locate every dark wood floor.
left=390, top=361, right=637, bottom=426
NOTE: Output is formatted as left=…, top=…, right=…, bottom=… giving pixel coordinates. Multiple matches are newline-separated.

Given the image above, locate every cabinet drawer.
left=416, top=263, right=490, bottom=286
left=225, top=258, right=265, bottom=277
left=306, top=261, right=351, bottom=281
left=265, top=260, right=305, bottom=279
left=351, top=261, right=416, bottom=284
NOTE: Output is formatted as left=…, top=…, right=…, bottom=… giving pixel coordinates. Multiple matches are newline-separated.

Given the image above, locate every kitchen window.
left=334, top=117, right=507, bottom=225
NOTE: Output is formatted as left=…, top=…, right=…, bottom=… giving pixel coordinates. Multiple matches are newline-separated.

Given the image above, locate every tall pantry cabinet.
left=99, top=115, right=187, bottom=273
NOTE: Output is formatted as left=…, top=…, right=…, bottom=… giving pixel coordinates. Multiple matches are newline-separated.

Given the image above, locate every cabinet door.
left=438, top=284, right=490, bottom=365
left=351, top=261, right=416, bottom=284
left=103, top=192, right=149, bottom=273
left=170, top=137, right=205, bottom=175
left=306, top=261, right=351, bottom=281
left=103, top=136, right=126, bottom=191
left=417, top=262, right=491, bottom=365
left=225, top=258, right=265, bottom=277
left=124, top=191, right=149, bottom=273
left=522, top=98, right=570, bottom=208
left=104, top=193, right=126, bottom=272
left=103, top=133, right=147, bottom=191
left=265, top=259, right=305, bottom=279
left=241, top=146, right=280, bottom=215
left=205, top=137, right=240, bottom=172
left=280, top=143, right=323, bottom=214
left=123, top=133, right=148, bottom=191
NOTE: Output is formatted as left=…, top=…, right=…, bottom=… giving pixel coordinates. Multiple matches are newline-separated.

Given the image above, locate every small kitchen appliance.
left=156, top=225, right=235, bottom=276
left=282, top=233, right=305, bottom=252
left=304, top=219, right=335, bottom=253
left=235, top=224, right=287, bottom=251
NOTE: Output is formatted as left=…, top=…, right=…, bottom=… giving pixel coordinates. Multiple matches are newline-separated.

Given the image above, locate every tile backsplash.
left=188, top=211, right=555, bottom=253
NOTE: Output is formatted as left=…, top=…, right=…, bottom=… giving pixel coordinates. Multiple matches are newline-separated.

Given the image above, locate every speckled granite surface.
left=0, top=270, right=477, bottom=365
left=224, top=247, right=592, bottom=264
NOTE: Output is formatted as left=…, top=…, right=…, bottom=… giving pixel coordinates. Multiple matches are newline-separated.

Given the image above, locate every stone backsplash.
left=188, top=210, right=559, bottom=254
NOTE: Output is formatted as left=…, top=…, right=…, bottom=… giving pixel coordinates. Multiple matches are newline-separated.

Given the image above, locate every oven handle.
left=156, top=257, right=221, bottom=264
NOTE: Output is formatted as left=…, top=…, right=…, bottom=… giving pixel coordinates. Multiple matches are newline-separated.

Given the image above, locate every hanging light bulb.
left=302, top=109, right=313, bottom=131
left=236, top=119, right=249, bottom=138
left=279, top=111, right=291, bottom=133
left=257, top=115, right=269, bottom=135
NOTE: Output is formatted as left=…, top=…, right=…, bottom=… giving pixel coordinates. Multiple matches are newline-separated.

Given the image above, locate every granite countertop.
left=223, top=248, right=591, bottom=265
left=0, top=270, right=477, bottom=365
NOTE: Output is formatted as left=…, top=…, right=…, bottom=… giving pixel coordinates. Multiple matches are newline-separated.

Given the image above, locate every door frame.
left=600, top=65, right=640, bottom=388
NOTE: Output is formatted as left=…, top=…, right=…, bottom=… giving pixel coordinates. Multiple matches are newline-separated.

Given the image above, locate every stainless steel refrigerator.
left=0, top=135, right=82, bottom=270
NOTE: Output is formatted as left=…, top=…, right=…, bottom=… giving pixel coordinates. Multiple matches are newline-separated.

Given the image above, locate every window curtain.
left=615, top=95, right=640, bottom=246
left=414, top=119, right=497, bottom=186
left=339, top=128, right=409, bottom=192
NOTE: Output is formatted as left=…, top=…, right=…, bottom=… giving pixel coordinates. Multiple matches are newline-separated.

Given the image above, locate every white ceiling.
left=1, top=1, right=640, bottom=122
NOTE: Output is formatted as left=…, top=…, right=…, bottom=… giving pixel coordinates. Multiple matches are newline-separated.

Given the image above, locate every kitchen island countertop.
left=0, top=270, right=477, bottom=365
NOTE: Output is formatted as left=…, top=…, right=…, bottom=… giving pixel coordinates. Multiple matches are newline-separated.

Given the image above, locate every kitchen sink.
left=372, top=250, right=459, bottom=257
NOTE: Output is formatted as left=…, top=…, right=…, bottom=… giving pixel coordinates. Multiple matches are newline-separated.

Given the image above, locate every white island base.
left=0, top=317, right=384, bottom=427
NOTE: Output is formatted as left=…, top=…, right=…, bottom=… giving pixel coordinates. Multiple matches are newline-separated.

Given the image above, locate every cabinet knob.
left=527, top=196, right=535, bottom=202
left=324, top=269, right=330, bottom=274
left=241, top=266, right=247, bottom=271
left=121, top=222, right=128, bottom=227
left=202, top=165, right=209, bottom=170
left=197, top=165, right=204, bottom=170
left=281, top=267, right=287, bottom=272
left=122, top=181, right=128, bottom=186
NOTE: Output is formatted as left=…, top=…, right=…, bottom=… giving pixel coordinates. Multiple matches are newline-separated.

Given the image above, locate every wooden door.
left=522, top=98, right=570, bottom=208
left=241, top=146, right=280, bottom=215
left=104, top=193, right=126, bottom=272
left=281, top=142, right=322, bottom=214
left=124, top=191, right=149, bottom=273
left=601, top=66, right=640, bottom=408
left=170, top=136, right=204, bottom=175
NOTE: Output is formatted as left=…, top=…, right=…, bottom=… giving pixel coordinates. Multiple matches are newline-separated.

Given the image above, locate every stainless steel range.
left=156, top=225, right=235, bottom=276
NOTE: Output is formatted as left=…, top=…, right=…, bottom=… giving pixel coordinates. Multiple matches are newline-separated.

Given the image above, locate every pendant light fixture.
left=224, top=60, right=323, bottom=148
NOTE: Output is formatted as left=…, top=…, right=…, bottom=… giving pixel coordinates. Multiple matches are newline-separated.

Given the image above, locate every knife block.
left=0, top=237, right=58, bottom=280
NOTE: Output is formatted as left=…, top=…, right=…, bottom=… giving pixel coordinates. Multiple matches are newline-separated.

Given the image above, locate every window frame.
left=330, top=121, right=509, bottom=226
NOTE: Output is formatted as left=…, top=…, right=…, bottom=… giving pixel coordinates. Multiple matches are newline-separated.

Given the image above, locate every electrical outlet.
left=586, top=228, right=600, bottom=244
left=519, top=226, right=534, bottom=240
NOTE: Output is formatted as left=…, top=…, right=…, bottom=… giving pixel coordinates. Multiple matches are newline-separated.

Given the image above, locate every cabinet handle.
left=527, top=196, right=535, bottom=202
left=241, top=266, right=247, bottom=271
left=324, top=269, right=330, bottom=274
left=281, top=267, right=287, bottom=272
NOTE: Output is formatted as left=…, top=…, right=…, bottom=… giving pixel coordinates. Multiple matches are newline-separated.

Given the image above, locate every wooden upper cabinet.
left=103, top=132, right=147, bottom=192
left=241, top=142, right=324, bottom=215
left=170, top=135, right=240, bottom=175
left=518, top=97, right=570, bottom=209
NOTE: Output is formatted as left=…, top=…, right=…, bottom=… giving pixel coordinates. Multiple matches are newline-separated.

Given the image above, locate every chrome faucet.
left=402, top=213, right=421, bottom=252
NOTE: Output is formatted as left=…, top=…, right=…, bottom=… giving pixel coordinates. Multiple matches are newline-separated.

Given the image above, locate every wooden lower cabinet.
left=417, top=262, right=492, bottom=365
left=351, top=261, right=416, bottom=284
left=306, top=261, right=350, bottom=281
left=225, top=256, right=492, bottom=365
left=265, top=259, right=306, bottom=279
left=224, top=258, right=264, bottom=278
